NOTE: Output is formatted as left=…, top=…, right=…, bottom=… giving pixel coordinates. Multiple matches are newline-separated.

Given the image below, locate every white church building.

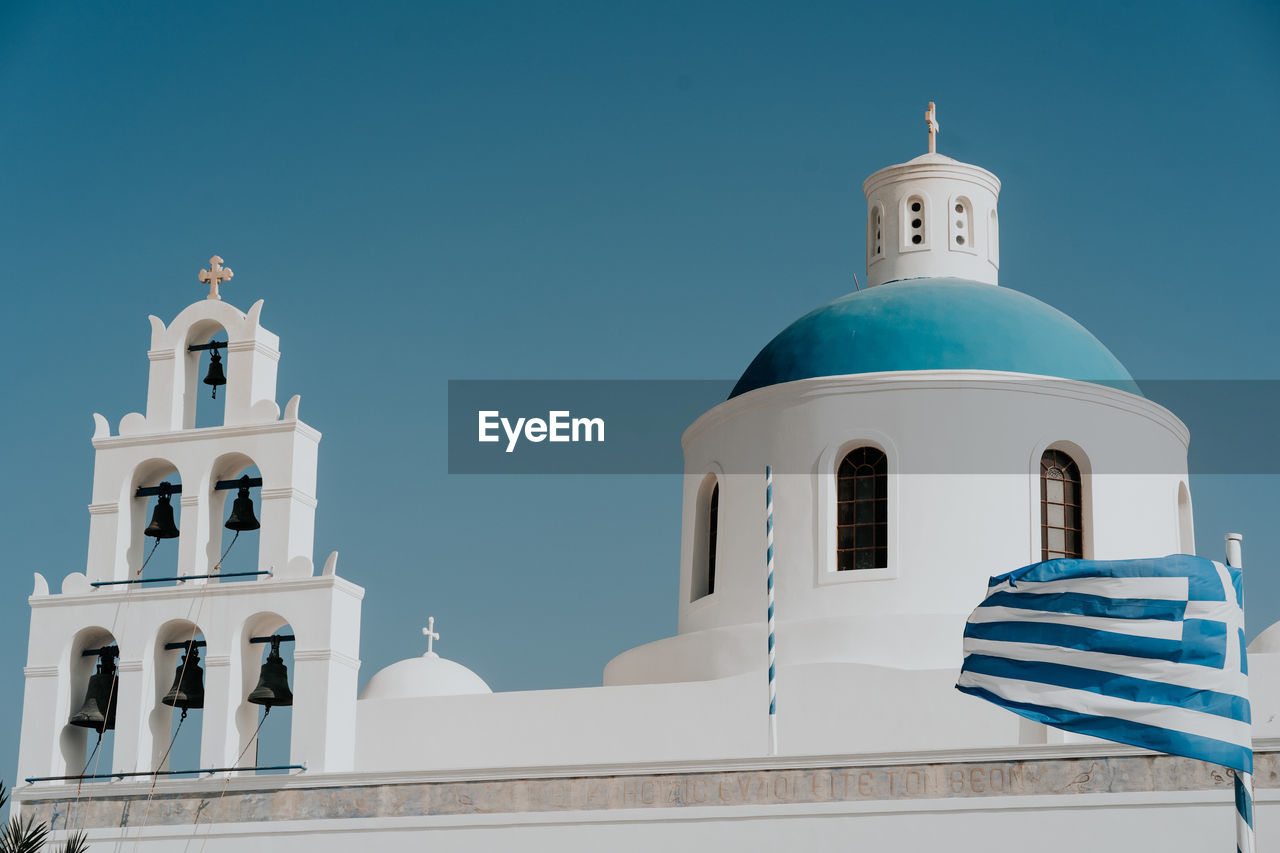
left=11, top=109, right=1280, bottom=850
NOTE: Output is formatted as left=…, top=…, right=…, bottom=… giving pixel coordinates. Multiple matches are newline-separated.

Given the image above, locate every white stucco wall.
left=605, top=372, right=1190, bottom=685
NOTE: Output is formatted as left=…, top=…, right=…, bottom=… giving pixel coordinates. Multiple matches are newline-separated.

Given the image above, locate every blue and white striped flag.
left=956, top=554, right=1252, bottom=774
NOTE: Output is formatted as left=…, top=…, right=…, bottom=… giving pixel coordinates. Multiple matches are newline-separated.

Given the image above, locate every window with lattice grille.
left=1040, top=449, right=1083, bottom=560
left=837, top=447, right=887, bottom=570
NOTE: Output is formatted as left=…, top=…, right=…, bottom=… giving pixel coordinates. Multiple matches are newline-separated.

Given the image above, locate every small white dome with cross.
left=359, top=617, right=492, bottom=700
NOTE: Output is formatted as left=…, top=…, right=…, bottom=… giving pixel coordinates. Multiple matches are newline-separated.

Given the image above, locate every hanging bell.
left=144, top=486, right=179, bottom=540
left=225, top=476, right=260, bottom=532
left=69, top=654, right=119, bottom=732
left=203, top=349, right=226, bottom=399
left=248, top=638, right=293, bottom=707
left=161, top=645, right=205, bottom=710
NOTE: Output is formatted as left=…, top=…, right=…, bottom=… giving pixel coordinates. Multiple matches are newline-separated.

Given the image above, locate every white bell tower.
left=17, top=257, right=363, bottom=787
left=863, top=103, right=1002, bottom=287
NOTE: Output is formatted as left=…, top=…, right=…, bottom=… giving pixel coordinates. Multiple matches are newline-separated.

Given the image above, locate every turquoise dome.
left=730, top=279, right=1138, bottom=398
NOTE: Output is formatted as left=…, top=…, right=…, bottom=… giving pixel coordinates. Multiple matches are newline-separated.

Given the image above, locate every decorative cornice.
left=294, top=649, right=361, bottom=670
left=227, top=339, right=281, bottom=362
left=92, top=418, right=321, bottom=450
left=259, top=487, right=318, bottom=508
left=205, top=655, right=231, bottom=667
left=863, top=157, right=1002, bottom=197
left=683, top=370, right=1190, bottom=451
left=117, top=659, right=143, bottom=673
left=23, top=666, right=59, bottom=678
left=30, top=574, right=365, bottom=608
left=87, top=503, right=119, bottom=516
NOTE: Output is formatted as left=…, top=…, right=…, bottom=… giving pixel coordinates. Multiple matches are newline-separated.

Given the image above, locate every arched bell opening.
left=149, top=620, right=207, bottom=774
left=124, top=458, right=184, bottom=582
left=59, top=626, right=120, bottom=781
left=182, top=319, right=229, bottom=430
left=205, top=453, right=263, bottom=582
left=235, top=612, right=295, bottom=775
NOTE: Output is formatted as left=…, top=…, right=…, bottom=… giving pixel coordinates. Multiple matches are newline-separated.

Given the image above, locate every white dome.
left=359, top=653, right=492, bottom=700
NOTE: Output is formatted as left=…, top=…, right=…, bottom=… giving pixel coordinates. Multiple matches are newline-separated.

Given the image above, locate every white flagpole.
left=766, top=466, right=777, bottom=756
left=1226, top=532, right=1255, bottom=853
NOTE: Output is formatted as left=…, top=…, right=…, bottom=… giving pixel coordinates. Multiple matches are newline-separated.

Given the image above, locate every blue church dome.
left=730, top=279, right=1138, bottom=398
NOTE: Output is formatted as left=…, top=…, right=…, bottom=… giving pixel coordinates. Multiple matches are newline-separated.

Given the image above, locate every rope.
left=74, top=733, right=103, bottom=797
left=151, top=709, right=187, bottom=780
left=64, top=549, right=146, bottom=830
left=136, top=539, right=161, bottom=576
left=119, top=569, right=216, bottom=853
left=188, top=708, right=271, bottom=853
left=214, top=531, right=239, bottom=571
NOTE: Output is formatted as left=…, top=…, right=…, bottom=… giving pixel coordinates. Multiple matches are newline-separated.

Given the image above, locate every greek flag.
left=956, top=554, right=1252, bottom=774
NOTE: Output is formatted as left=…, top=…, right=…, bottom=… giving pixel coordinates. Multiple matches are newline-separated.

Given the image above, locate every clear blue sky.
left=1, top=1, right=1277, bottom=786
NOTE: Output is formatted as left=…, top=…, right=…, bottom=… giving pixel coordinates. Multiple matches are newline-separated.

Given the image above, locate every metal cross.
left=198, top=255, right=234, bottom=301
left=926, top=102, right=939, bottom=154
left=422, top=616, right=440, bottom=655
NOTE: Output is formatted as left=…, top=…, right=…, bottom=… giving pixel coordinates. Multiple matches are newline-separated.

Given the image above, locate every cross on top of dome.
left=422, top=616, right=440, bottom=657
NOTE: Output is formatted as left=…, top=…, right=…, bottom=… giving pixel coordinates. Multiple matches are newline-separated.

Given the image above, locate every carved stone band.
left=22, top=749, right=1278, bottom=831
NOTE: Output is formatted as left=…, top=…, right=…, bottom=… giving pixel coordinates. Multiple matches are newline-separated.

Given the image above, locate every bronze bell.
left=69, top=653, right=119, bottom=732
left=145, top=486, right=179, bottom=540
left=203, top=349, right=226, bottom=399
left=161, top=645, right=205, bottom=710
left=225, top=476, right=260, bottom=532
left=248, top=638, right=293, bottom=707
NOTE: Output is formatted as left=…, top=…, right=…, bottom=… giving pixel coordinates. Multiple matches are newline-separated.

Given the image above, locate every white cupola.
left=359, top=617, right=492, bottom=700
left=862, top=103, right=1001, bottom=287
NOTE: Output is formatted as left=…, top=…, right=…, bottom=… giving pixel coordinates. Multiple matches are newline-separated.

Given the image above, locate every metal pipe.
left=186, top=341, right=228, bottom=352
left=215, top=477, right=263, bottom=491
left=24, top=764, right=306, bottom=784
left=163, top=640, right=207, bottom=651
left=90, top=570, right=272, bottom=588
left=249, top=634, right=296, bottom=644
left=135, top=483, right=182, bottom=497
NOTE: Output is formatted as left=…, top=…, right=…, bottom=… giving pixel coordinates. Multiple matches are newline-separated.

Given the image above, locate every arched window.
left=706, top=484, right=719, bottom=595
left=692, top=476, right=719, bottom=600
left=988, top=209, right=1000, bottom=268
left=837, top=447, right=887, bottom=570
left=1177, top=481, right=1194, bottom=555
left=867, top=203, right=885, bottom=265
left=1040, top=449, right=1083, bottom=560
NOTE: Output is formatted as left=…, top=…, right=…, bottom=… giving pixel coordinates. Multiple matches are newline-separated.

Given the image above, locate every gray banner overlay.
left=447, top=380, right=1280, bottom=474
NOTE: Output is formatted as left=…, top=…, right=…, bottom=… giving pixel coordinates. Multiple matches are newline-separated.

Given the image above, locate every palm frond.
left=0, top=813, right=50, bottom=853
left=58, top=830, right=91, bottom=853
left=0, top=781, right=7, bottom=813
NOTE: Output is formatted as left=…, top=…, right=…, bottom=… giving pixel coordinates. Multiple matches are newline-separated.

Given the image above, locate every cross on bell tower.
left=926, top=101, right=939, bottom=154
left=199, top=255, right=234, bottom=301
